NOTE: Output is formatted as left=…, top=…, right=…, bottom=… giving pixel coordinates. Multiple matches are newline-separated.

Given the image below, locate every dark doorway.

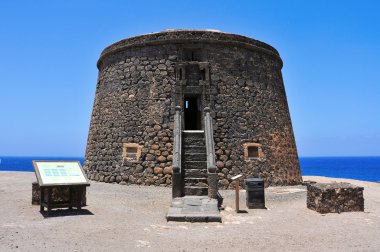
left=184, top=96, right=201, bottom=130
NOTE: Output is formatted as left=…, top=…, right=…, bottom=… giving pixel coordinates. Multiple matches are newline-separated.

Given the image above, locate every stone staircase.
left=182, top=130, right=208, bottom=196
left=168, top=107, right=220, bottom=222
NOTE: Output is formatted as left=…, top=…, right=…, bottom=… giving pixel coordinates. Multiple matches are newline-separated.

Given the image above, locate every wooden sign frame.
left=33, top=160, right=90, bottom=187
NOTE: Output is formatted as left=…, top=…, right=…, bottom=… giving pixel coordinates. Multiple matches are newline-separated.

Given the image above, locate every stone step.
left=183, top=161, right=207, bottom=170
left=166, top=196, right=221, bottom=222
left=183, top=137, right=205, bottom=146
left=185, top=178, right=208, bottom=187
left=184, top=186, right=208, bottom=196
left=185, top=177, right=208, bottom=182
left=183, top=146, right=206, bottom=154
left=185, top=169, right=207, bottom=177
left=182, top=130, right=204, bottom=137
left=183, top=153, right=207, bottom=161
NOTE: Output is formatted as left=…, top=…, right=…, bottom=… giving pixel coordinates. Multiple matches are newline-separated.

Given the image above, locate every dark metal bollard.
left=245, top=178, right=265, bottom=209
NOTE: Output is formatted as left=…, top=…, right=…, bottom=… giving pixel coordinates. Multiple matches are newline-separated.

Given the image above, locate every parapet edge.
left=97, top=30, right=282, bottom=69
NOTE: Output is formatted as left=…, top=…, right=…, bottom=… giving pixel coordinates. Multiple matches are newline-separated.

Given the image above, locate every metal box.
left=245, top=178, right=265, bottom=209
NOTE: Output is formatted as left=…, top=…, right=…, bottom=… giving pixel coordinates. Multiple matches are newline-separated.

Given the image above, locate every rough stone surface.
left=84, top=29, right=302, bottom=189
left=32, top=182, right=40, bottom=205
left=307, top=182, right=364, bottom=213
left=31, top=182, right=87, bottom=206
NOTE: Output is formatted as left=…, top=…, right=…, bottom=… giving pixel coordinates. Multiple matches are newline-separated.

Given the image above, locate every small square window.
left=122, top=143, right=142, bottom=161
left=125, top=147, right=138, bottom=159
left=243, top=143, right=264, bottom=161
left=248, top=146, right=259, bottom=159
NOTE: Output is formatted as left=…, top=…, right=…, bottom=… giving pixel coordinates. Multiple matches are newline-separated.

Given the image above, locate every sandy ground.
left=0, top=172, right=379, bottom=252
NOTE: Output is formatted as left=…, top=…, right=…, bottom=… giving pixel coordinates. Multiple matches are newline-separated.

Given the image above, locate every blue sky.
left=0, top=0, right=379, bottom=157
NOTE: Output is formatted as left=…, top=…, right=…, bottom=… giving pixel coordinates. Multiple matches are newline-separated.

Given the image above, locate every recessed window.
left=200, top=69, right=206, bottom=81
left=125, top=147, right=137, bottom=159
left=248, top=146, right=259, bottom=159
left=243, top=143, right=264, bottom=161
left=175, top=67, right=184, bottom=80
left=122, top=143, right=142, bottom=161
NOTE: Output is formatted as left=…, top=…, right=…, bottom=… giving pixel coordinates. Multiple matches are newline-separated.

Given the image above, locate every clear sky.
left=0, top=0, right=379, bottom=157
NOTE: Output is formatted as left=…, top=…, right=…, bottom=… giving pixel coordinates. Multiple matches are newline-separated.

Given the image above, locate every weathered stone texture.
left=32, top=182, right=40, bottom=205
left=84, top=30, right=302, bottom=188
left=32, top=182, right=87, bottom=206
left=307, top=182, right=364, bottom=213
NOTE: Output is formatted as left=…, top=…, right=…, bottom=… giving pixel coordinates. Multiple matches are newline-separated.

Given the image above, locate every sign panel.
left=33, top=161, right=89, bottom=186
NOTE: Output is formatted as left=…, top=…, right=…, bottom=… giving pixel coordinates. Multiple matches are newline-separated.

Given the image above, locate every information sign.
left=33, top=161, right=89, bottom=186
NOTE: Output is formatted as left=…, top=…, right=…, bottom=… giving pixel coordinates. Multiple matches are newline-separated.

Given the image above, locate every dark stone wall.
left=84, top=30, right=302, bottom=188
left=307, top=182, right=364, bottom=213
left=207, top=44, right=301, bottom=187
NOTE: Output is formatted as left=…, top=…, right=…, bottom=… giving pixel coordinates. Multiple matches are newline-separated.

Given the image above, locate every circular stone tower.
left=84, top=29, right=302, bottom=188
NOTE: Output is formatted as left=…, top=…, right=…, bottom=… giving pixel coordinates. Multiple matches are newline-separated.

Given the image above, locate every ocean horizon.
left=0, top=155, right=379, bottom=182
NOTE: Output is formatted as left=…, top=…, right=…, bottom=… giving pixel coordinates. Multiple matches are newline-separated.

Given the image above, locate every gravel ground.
left=0, top=172, right=379, bottom=252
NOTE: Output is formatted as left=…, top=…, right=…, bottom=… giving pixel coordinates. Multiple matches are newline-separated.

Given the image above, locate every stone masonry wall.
left=84, top=30, right=302, bottom=188
left=307, top=182, right=364, bottom=213
left=85, top=44, right=177, bottom=186
left=207, top=44, right=301, bottom=188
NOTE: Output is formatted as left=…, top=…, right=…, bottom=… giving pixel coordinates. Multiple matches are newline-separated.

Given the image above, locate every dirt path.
left=0, top=172, right=379, bottom=251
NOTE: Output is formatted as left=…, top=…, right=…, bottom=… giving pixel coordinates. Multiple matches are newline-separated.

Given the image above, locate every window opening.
left=200, top=69, right=206, bottom=81
left=248, top=146, right=259, bottom=159
left=126, top=147, right=137, bottom=159
left=122, top=143, right=142, bottom=161
left=243, top=143, right=263, bottom=161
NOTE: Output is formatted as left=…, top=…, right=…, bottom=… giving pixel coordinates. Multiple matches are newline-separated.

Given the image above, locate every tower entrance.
left=184, top=96, right=201, bottom=130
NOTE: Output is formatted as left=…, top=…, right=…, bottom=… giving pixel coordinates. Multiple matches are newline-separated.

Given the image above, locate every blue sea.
left=0, top=157, right=85, bottom=172
left=299, top=156, right=380, bottom=182
left=0, top=156, right=379, bottom=182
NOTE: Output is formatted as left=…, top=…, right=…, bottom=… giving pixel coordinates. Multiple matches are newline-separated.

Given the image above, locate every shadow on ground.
left=40, top=209, right=94, bottom=218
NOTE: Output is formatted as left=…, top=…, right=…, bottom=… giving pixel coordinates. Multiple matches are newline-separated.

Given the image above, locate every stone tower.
left=84, top=29, right=302, bottom=189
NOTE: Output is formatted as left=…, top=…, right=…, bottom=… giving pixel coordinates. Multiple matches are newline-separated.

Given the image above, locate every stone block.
left=166, top=196, right=221, bottom=222
left=307, top=182, right=364, bottom=214
left=154, top=167, right=163, bottom=174
left=163, top=166, right=172, bottom=174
